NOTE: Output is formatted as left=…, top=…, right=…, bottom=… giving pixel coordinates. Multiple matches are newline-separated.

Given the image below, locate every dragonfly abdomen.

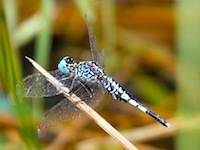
left=102, top=76, right=171, bottom=128
left=102, top=76, right=135, bottom=103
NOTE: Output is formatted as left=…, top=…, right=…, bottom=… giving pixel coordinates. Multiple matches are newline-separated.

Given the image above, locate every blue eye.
left=58, top=58, right=70, bottom=74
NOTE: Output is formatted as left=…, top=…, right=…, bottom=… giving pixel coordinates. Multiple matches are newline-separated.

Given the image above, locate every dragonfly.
left=17, top=17, right=171, bottom=133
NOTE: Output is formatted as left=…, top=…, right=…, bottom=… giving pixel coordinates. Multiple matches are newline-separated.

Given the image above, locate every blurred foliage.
left=1, top=0, right=199, bottom=150
left=0, top=0, right=40, bottom=149
left=176, top=0, right=200, bottom=150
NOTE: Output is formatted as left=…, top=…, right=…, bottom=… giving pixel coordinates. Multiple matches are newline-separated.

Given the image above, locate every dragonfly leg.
left=69, top=77, right=76, bottom=91
left=70, top=80, right=93, bottom=98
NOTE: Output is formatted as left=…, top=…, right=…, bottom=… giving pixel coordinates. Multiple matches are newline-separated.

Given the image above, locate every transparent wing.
left=38, top=81, right=105, bottom=132
left=86, top=16, right=104, bottom=68
left=16, top=69, right=74, bottom=98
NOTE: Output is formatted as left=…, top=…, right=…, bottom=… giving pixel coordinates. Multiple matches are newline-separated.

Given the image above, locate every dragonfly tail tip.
left=165, top=122, right=171, bottom=128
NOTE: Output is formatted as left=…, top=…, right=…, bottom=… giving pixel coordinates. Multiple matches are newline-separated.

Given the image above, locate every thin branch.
left=25, top=56, right=138, bottom=150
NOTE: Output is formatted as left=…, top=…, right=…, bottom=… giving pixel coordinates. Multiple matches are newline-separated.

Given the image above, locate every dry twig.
left=26, top=56, right=138, bottom=150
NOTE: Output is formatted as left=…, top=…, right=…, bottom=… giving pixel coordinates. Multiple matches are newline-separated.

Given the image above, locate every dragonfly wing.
left=86, top=16, right=104, bottom=68
left=38, top=81, right=105, bottom=131
left=17, top=69, right=74, bottom=98
left=38, top=98, right=79, bottom=132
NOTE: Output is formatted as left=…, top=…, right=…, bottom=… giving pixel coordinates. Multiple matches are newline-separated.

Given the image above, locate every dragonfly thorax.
left=76, top=61, right=105, bottom=83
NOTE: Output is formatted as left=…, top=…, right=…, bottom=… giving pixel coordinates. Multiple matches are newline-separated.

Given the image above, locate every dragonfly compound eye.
left=58, top=56, right=73, bottom=74
left=65, top=57, right=74, bottom=64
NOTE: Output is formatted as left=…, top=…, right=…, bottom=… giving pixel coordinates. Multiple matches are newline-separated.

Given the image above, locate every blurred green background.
left=0, top=0, right=200, bottom=150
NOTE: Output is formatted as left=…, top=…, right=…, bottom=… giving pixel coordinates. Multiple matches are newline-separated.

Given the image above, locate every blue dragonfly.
left=17, top=17, right=171, bottom=133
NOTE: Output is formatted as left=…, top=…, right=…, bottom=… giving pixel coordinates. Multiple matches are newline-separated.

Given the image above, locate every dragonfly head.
left=58, top=56, right=75, bottom=74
